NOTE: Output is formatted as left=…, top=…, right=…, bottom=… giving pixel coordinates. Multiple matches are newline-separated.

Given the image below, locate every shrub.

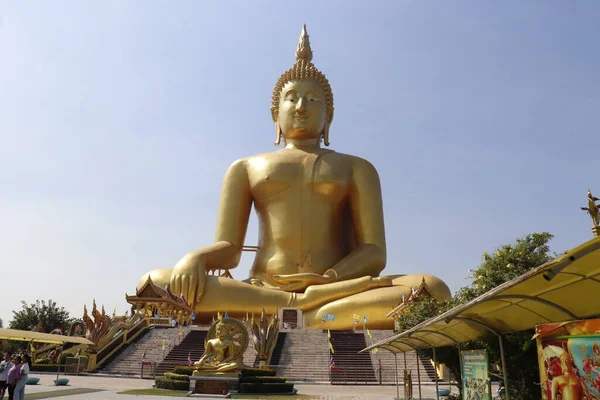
left=58, top=352, right=74, bottom=364
left=173, top=366, right=195, bottom=376
left=240, top=368, right=276, bottom=377
left=164, top=372, right=189, bottom=381
left=30, top=364, right=61, bottom=372
left=155, top=378, right=189, bottom=391
left=239, top=382, right=294, bottom=394
left=240, top=376, right=287, bottom=384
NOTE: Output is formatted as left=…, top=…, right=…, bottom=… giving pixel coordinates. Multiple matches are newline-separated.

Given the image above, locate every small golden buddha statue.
left=138, top=25, right=451, bottom=329
left=194, top=319, right=245, bottom=373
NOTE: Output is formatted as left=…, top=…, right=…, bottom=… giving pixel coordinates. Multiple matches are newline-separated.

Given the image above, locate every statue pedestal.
left=592, top=226, right=600, bottom=237
left=189, top=372, right=238, bottom=396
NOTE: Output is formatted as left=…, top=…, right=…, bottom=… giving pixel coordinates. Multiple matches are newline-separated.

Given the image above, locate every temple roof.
left=126, top=276, right=192, bottom=311
left=386, top=277, right=433, bottom=318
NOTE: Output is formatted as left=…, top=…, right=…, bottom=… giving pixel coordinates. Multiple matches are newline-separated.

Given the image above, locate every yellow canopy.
left=0, top=328, right=93, bottom=345
left=362, top=236, right=600, bottom=354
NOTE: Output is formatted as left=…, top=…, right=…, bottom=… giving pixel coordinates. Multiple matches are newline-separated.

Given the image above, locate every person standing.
left=0, top=353, right=13, bottom=400
left=6, top=356, right=20, bottom=400
left=13, top=354, right=30, bottom=400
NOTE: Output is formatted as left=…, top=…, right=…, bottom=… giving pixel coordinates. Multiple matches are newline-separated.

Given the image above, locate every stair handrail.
left=152, top=324, right=194, bottom=365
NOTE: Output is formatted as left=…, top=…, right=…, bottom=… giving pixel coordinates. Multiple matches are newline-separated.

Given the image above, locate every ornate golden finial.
left=581, top=189, right=600, bottom=237
left=295, top=24, right=313, bottom=62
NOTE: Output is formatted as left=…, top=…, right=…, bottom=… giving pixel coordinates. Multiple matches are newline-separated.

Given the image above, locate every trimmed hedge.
left=164, top=372, right=189, bottom=381
left=155, top=378, right=189, bottom=391
left=239, top=382, right=295, bottom=394
left=241, top=368, right=276, bottom=377
left=173, top=366, right=196, bottom=376
left=31, top=364, right=61, bottom=372
left=240, top=376, right=287, bottom=384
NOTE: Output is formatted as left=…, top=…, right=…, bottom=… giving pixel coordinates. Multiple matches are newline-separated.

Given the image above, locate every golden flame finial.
left=581, top=188, right=600, bottom=236
left=295, top=24, right=313, bottom=63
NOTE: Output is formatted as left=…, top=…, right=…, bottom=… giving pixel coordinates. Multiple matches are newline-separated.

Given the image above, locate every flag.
left=224, top=312, right=229, bottom=318
left=162, top=338, right=166, bottom=351
left=178, top=326, right=183, bottom=337
left=142, top=350, right=146, bottom=359
left=329, top=354, right=339, bottom=370
left=363, top=316, right=367, bottom=324
left=327, top=329, right=331, bottom=339
left=328, top=341, right=335, bottom=354
left=371, top=347, right=378, bottom=354
left=187, top=351, right=193, bottom=366
left=29, top=342, right=35, bottom=353
left=217, top=312, right=222, bottom=320
left=353, top=314, right=360, bottom=324
left=367, top=329, right=372, bottom=339
left=113, top=306, right=116, bottom=316
left=377, top=358, right=382, bottom=369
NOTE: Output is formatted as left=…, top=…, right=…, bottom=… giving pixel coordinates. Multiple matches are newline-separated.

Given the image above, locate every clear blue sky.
left=1, top=1, right=599, bottom=327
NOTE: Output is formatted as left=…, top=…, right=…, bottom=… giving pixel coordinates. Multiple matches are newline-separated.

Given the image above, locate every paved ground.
left=23, top=372, right=454, bottom=399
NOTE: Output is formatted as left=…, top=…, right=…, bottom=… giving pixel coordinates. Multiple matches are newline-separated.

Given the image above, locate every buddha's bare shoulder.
left=326, top=151, right=381, bottom=177
left=224, top=150, right=380, bottom=176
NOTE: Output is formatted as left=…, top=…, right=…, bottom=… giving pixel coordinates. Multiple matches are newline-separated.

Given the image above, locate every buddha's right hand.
left=170, top=251, right=207, bottom=304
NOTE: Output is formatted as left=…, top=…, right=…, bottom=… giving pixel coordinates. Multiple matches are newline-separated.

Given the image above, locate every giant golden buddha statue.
left=138, top=26, right=450, bottom=329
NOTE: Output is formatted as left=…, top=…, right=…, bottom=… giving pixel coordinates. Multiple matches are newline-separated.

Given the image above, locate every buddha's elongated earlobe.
left=274, top=121, right=283, bottom=146
left=322, top=125, right=330, bottom=146
left=322, top=116, right=332, bottom=146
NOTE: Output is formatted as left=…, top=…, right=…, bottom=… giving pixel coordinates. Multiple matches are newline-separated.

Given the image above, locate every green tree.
left=395, top=232, right=554, bottom=400
left=9, top=299, right=73, bottom=333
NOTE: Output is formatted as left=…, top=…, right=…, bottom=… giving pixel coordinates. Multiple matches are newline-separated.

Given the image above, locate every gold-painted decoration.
left=581, top=189, right=600, bottom=237
left=193, top=317, right=248, bottom=373
left=135, top=26, right=451, bottom=330
left=249, top=309, right=280, bottom=368
left=82, top=300, right=144, bottom=351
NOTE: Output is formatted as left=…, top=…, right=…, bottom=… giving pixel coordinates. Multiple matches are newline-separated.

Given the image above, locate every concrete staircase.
left=242, top=337, right=258, bottom=367
left=276, top=330, right=331, bottom=382
left=368, top=330, right=437, bottom=384
left=98, top=326, right=182, bottom=376
left=155, top=329, right=208, bottom=376
left=330, top=331, right=377, bottom=384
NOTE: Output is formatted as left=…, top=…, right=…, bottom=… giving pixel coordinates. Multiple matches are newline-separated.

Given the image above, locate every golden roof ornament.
left=581, top=189, right=600, bottom=237
left=271, top=25, right=334, bottom=146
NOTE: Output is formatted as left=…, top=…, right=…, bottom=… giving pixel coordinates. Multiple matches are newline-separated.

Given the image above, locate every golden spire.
left=295, top=24, right=313, bottom=62
left=581, top=189, right=600, bottom=236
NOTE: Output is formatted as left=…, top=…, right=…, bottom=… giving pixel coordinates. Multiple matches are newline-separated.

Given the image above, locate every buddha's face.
left=275, top=80, right=327, bottom=141
left=216, top=323, right=226, bottom=339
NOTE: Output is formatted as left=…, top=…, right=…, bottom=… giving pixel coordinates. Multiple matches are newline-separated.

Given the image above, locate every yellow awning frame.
left=361, top=236, right=600, bottom=400
left=0, top=328, right=93, bottom=345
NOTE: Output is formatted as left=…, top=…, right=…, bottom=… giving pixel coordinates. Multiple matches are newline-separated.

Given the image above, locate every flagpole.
left=394, top=353, right=399, bottom=399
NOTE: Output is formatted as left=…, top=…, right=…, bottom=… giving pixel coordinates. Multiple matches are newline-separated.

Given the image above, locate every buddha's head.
left=271, top=25, right=334, bottom=146
left=215, top=321, right=227, bottom=339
